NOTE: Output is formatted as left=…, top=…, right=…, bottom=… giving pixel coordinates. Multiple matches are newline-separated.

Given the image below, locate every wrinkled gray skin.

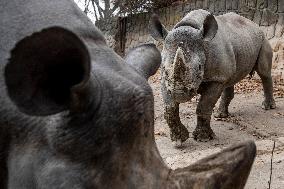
left=0, top=1, right=256, bottom=188
left=149, top=9, right=276, bottom=143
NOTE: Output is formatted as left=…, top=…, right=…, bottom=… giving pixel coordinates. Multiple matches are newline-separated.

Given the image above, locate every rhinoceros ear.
left=202, top=13, right=218, bottom=41
left=149, top=14, right=168, bottom=41
left=168, top=141, right=256, bottom=188
left=5, top=27, right=91, bottom=116
left=125, top=43, right=161, bottom=79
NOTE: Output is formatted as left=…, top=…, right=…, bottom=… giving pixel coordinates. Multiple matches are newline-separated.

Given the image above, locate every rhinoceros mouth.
left=172, top=88, right=196, bottom=103
left=173, top=93, right=194, bottom=103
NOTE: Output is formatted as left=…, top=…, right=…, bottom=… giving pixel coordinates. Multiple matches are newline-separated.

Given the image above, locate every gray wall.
left=96, top=0, right=284, bottom=81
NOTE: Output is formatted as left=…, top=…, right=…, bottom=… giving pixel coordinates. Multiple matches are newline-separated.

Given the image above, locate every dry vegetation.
left=235, top=77, right=284, bottom=98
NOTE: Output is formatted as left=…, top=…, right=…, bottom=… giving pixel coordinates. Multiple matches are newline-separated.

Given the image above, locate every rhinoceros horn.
left=166, top=140, right=256, bottom=188
left=173, top=47, right=187, bottom=78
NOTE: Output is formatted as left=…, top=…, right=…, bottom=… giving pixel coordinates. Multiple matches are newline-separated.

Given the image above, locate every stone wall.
left=96, top=0, right=284, bottom=81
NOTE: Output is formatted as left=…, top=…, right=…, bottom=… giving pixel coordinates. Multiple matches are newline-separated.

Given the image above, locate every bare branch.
left=268, top=141, right=276, bottom=189
left=84, top=0, right=91, bottom=14
left=81, top=0, right=182, bottom=20
left=91, top=0, right=104, bottom=18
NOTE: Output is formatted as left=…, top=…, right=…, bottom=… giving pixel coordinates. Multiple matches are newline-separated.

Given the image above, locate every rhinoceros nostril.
left=189, top=89, right=195, bottom=93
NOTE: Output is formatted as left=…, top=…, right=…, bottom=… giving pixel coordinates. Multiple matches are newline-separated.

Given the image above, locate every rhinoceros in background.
left=1, top=1, right=256, bottom=188
left=149, top=9, right=276, bottom=143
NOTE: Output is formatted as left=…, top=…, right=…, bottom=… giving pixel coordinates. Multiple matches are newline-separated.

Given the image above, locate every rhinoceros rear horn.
left=5, top=27, right=91, bottom=116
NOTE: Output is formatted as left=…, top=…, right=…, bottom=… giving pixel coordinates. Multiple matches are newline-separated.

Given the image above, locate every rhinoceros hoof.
left=173, top=139, right=184, bottom=148
left=170, top=125, right=189, bottom=144
left=193, top=127, right=216, bottom=142
left=262, top=100, right=276, bottom=110
left=214, top=110, right=229, bottom=118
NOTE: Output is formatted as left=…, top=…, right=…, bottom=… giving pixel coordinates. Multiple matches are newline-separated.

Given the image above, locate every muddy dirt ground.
left=149, top=71, right=284, bottom=189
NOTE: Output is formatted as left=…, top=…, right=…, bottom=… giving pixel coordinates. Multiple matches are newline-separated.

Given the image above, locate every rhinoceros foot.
left=214, top=109, right=229, bottom=118
left=262, top=99, right=276, bottom=110
left=193, top=126, right=216, bottom=142
left=170, top=124, right=189, bottom=145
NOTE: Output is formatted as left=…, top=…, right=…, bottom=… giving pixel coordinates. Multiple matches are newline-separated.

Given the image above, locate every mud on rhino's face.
left=149, top=13, right=218, bottom=103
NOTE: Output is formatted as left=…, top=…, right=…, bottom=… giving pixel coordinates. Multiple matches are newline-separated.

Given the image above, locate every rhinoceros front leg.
left=161, top=79, right=189, bottom=144
left=193, top=82, right=223, bottom=141
left=164, top=103, right=189, bottom=144
left=214, top=86, right=234, bottom=118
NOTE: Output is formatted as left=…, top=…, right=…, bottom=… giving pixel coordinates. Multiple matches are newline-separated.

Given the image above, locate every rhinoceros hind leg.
left=256, top=39, right=276, bottom=110
left=259, top=75, right=276, bottom=110
left=214, top=86, right=234, bottom=118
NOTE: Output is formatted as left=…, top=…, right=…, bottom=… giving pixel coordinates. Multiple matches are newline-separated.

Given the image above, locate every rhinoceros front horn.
left=166, top=140, right=256, bottom=189
left=5, top=27, right=93, bottom=116
left=173, top=47, right=187, bottom=75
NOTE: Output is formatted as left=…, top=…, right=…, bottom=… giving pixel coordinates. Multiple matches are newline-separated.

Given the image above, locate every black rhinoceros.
left=149, top=9, right=275, bottom=144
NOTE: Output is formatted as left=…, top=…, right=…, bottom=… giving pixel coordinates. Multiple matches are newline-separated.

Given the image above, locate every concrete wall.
left=96, top=0, right=284, bottom=81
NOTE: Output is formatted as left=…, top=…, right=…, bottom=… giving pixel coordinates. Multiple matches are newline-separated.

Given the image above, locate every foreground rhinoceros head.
left=149, top=10, right=218, bottom=102
left=1, top=1, right=255, bottom=188
left=4, top=27, right=162, bottom=163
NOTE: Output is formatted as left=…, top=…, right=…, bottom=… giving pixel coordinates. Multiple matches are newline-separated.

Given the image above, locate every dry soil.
left=149, top=71, right=284, bottom=189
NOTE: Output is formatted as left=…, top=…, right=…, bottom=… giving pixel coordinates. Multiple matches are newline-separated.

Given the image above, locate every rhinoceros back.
left=204, top=12, right=265, bottom=83
left=217, top=12, right=264, bottom=51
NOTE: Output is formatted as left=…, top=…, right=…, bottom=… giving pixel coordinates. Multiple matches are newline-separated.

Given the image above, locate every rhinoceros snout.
left=173, top=88, right=196, bottom=103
